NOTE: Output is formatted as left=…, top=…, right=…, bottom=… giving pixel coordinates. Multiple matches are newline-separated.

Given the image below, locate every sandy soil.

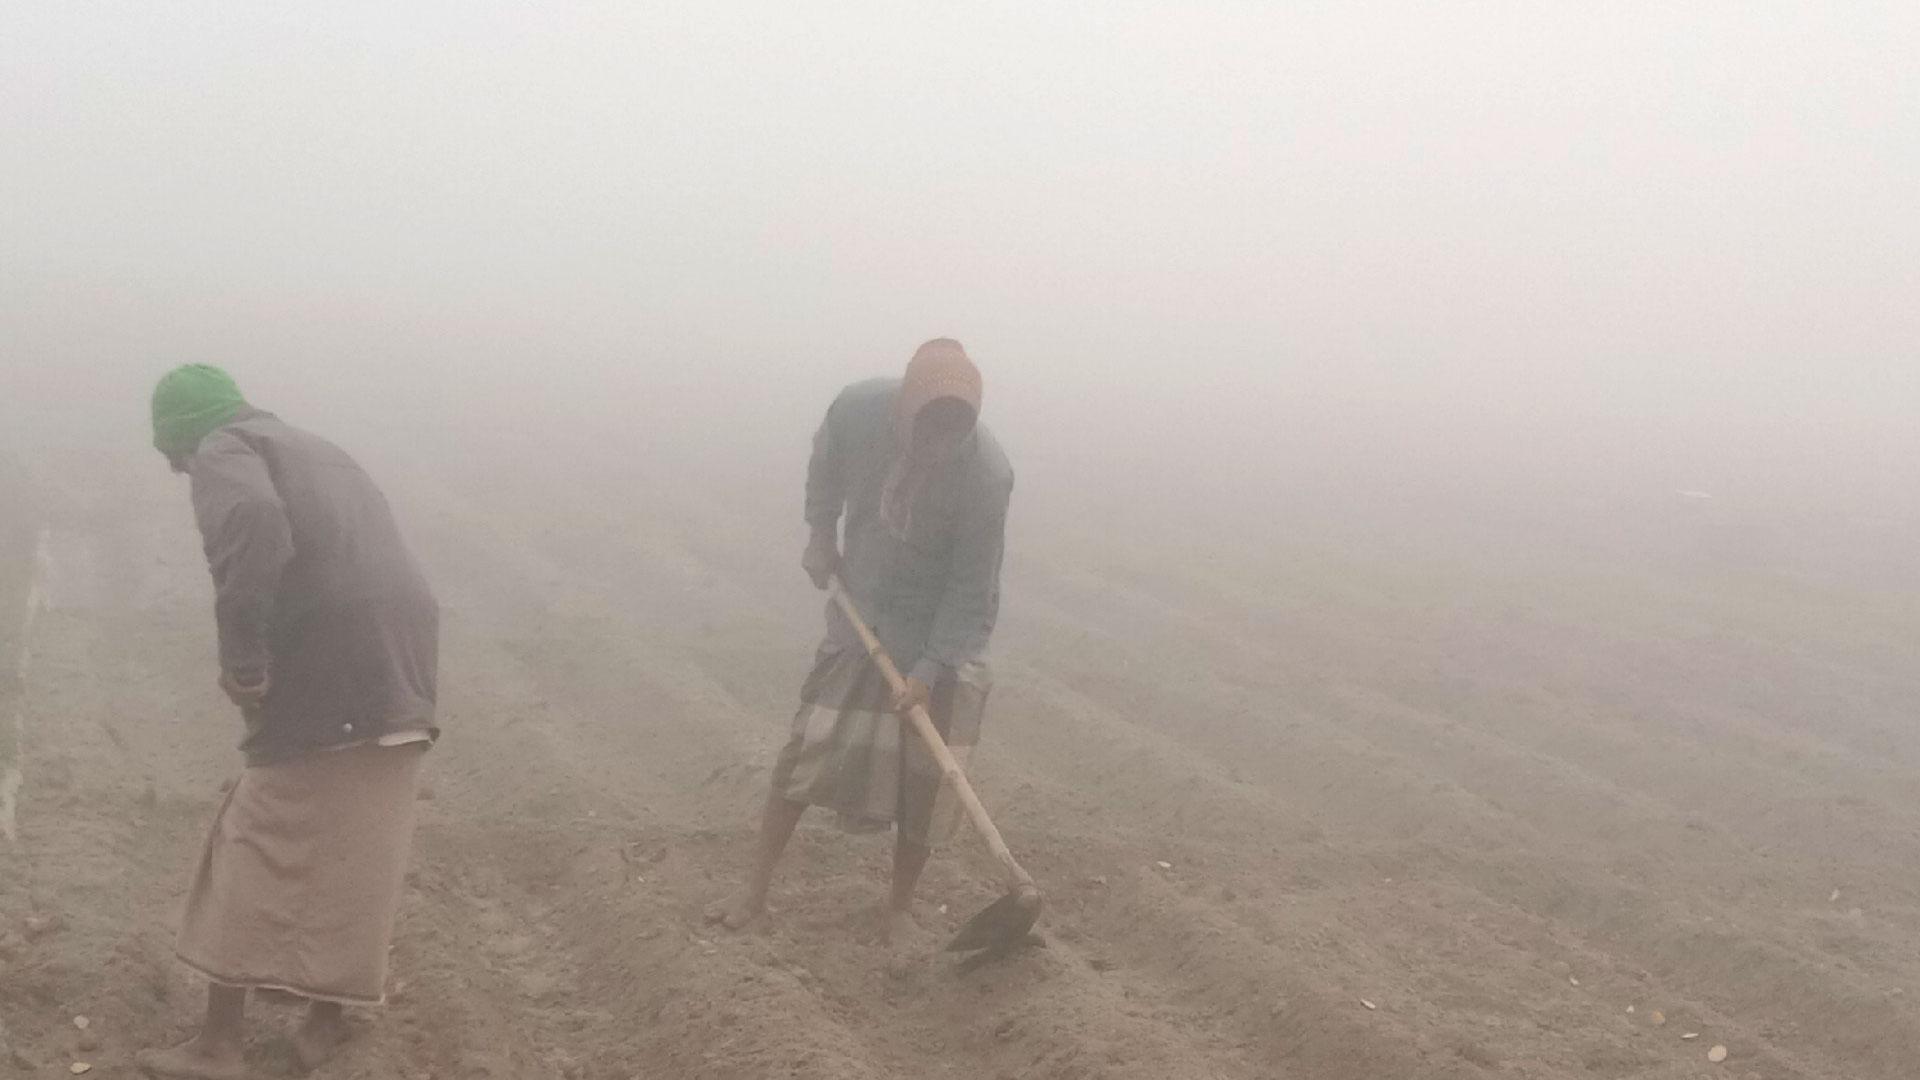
left=3, top=412, right=1916, bottom=1080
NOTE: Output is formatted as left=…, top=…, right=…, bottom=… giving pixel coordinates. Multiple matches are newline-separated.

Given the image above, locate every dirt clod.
left=24, top=913, right=65, bottom=939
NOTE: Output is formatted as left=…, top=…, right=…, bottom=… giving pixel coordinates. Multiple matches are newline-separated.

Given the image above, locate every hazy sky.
left=4, top=2, right=1915, bottom=501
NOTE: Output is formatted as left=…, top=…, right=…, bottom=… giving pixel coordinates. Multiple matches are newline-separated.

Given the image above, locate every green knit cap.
left=151, top=364, right=247, bottom=458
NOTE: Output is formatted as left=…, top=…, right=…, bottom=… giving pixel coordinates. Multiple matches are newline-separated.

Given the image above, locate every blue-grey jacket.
left=806, top=378, right=1013, bottom=684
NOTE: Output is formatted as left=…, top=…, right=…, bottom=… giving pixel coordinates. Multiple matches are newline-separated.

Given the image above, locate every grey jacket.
left=807, top=379, right=1013, bottom=684
left=187, top=410, right=438, bottom=764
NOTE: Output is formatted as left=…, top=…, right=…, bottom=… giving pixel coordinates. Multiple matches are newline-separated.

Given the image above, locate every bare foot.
left=291, top=1005, right=350, bottom=1073
left=703, top=895, right=766, bottom=932
left=873, top=905, right=925, bottom=949
left=137, top=1036, right=247, bottom=1080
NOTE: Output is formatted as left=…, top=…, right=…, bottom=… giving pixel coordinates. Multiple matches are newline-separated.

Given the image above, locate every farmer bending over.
left=139, top=365, right=439, bottom=1079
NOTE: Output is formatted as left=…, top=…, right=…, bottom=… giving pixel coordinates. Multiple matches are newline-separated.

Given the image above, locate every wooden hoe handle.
left=829, top=579, right=1035, bottom=891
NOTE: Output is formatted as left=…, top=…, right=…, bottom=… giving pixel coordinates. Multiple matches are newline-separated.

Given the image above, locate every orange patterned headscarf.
left=894, top=338, right=982, bottom=445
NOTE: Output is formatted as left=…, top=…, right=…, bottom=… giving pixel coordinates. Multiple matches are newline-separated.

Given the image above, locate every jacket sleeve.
left=188, top=433, right=294, bottom=679
left=910, top=472, right=1012, bottom=685
left=804, top=390, right=852, bottom=532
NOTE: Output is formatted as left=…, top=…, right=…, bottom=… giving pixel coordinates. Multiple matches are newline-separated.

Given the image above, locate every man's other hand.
left=220, top=670, right=271, bottom=710
left=890, top=676, right=931, bottom=716
left=802, top=531, right=841, bottom=590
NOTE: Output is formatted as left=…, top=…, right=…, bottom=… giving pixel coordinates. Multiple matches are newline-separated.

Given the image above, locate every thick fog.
left=6, top=16, right=1920, bottom=1076
left=3, top=3, right=1916, bottom=584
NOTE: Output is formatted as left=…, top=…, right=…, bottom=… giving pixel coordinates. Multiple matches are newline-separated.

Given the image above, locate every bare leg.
left=882, top=834, right=933, bottom=944
left=706, top=793, right=807, bottom=930
left=136, top=984, right=248, bottom=1080
left=291, top=999, right=349, bottom=1072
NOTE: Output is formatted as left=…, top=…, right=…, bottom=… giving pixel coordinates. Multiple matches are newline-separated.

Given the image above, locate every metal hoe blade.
left=947, top=884, right=1044, bottom=953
